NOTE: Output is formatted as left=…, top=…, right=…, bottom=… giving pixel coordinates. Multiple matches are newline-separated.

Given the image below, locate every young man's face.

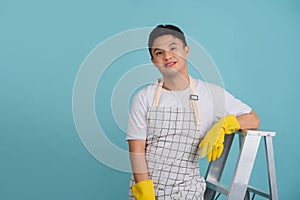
left=151, top=35, right=189, bottom=78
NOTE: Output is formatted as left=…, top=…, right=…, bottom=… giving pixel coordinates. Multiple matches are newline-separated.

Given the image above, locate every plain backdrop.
left=1, top=0, right=299, bottom=199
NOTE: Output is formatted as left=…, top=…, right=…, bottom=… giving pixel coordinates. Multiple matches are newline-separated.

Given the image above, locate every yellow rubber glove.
left=199, top=115, right=240, bottom=162
left=132, top=180, right=155, bottom=200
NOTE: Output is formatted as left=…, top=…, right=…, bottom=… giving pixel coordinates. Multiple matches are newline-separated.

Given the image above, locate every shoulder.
left=130, top=81, right=158, bottom=109
left=134, top=82, right=157, bottom=100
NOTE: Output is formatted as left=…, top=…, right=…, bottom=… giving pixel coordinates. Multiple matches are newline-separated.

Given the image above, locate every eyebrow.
left=153, top=42, right=179, bottom=52
left=168, top=42, right=178, bottom=46
left=153, top=48, right=161, bottom=52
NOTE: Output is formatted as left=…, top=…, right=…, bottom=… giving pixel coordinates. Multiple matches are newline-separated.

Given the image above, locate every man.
left=126, top=24, right=260, bottom=200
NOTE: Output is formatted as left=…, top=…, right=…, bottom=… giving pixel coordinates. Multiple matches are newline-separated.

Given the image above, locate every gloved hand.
left=199, top=115, right=240, bottom=162
left=132, top=179, right=155, bottom=200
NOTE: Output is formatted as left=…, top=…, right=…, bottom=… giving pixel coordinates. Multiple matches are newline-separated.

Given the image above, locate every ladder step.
left=247, top=185, right=271, bottom=199
left=207, top=181, right=271, bottom=199
left=206, top=180, right=229, bottom=195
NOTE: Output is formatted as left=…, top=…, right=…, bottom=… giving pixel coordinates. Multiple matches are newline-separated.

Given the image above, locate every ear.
left=184, top=46, right=190, bottom=58
left=151, top=57, right=158, bottom=68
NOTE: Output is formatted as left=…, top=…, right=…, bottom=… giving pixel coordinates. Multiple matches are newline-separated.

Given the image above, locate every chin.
left=161, top=70, right=181, bottom=77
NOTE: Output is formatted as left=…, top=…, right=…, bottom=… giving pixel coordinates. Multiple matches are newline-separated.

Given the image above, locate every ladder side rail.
left=204, top=133, right=235, bottom=199
left=264, top=136, right=278, bottom=200
left=227, top=133, right=261, bottom=200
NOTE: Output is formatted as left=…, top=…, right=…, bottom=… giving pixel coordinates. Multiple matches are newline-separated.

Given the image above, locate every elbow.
left=251, top=110, right=260, bottom=129
left=239, top=110, right=260, bottom=130
left=254, top=116, right=260, bottom=129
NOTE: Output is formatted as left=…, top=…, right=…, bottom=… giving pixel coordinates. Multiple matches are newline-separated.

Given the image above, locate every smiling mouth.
left=165, top=62, right=177, bottom=67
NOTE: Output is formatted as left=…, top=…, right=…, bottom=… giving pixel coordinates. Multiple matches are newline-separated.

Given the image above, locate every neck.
left=162, top=73, right=190, bottom=91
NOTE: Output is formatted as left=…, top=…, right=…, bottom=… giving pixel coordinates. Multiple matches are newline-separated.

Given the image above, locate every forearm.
left=129, top=140, right=150, bottom=183
left=130, top=153, right=149, bottom=183
left=236, top=110, right=260, bottom=130
left=133, top=172, right=149, bottom=183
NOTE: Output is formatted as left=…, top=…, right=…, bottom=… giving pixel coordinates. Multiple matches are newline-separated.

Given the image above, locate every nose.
left=164, top=51, right=172, bottom=60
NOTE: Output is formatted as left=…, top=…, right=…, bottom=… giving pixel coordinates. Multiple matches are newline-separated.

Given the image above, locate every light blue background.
left=1, top=0, right=299, bottom=199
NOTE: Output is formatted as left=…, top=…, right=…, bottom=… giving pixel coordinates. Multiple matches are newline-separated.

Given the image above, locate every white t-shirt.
left=126, top=77, right=252, bottom=140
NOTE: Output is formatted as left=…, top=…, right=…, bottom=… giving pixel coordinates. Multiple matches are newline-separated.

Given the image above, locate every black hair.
left=148, top=24, right=187, bottom=58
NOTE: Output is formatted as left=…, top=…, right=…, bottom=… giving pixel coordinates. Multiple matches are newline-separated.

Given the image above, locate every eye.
left=155, top=51, right=163, bottom=56
left=170, top=46, right=176, bottom=51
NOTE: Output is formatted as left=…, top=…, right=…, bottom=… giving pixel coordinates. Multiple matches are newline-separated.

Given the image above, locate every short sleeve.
left=126, top=92, right=148, bottom=140
left=207, top=83, right=252, bottom=121
left=224, top=89, right=252, bottom=116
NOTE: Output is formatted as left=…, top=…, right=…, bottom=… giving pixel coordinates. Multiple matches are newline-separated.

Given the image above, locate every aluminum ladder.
left=204, top=130, right=278, bottom=200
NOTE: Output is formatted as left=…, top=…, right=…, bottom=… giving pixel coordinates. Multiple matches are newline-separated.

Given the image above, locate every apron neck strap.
left=189, top=77, right=201, bottom=126
left=152, top=78, right=163, bottom=107
left=151, top=76, right=201, bottom=126
left=152, top=76, right=198, bottom=106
